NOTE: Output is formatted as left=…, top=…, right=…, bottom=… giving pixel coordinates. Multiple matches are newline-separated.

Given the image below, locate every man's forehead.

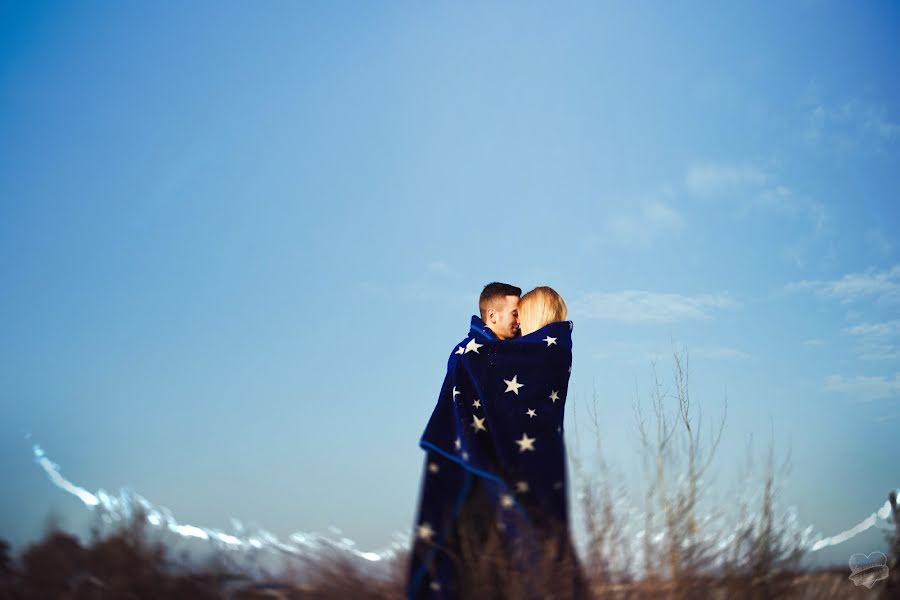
left=488, top=294, right=519, bottom=310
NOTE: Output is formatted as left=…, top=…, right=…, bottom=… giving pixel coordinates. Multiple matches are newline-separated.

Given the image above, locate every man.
left=477, top=282, right=521, bottom=340
left=451, top=282, right=521, bottom=591
left=406, top=282, right=523, bottom=599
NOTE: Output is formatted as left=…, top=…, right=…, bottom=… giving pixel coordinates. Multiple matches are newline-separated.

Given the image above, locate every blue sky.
left=1, top=1, right=898, bottom=568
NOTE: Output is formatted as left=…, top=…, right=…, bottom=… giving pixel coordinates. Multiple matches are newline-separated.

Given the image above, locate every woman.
left=510, top=286, right=589, bottom=598
left=407, top=286, right=591, bottom=599
left=518, top=285, right=569, bottom=336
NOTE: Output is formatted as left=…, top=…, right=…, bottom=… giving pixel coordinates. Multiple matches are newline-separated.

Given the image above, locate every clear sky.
left=1, top=1, right=898, bottom=569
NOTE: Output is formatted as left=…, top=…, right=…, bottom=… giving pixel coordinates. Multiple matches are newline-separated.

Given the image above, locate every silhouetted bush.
left=1, top=509, right=244, bottom=599
left=20, top=530, right=84, bottom=599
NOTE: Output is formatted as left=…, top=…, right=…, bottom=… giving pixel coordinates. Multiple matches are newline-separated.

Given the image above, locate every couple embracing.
left=406, top=283, right=592, bottom=599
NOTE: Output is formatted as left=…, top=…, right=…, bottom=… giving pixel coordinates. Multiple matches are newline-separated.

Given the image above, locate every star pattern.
left=418, top=522, right=435, bottom=542
left=515, top=433, right=536, bottom=452
left=412, top=322, right=575, bottom=596
left=465, top=339, right=483, bottom=354
left=471, top=414, right=487, bottom=432
left=503, top=375, right=524, bottom=395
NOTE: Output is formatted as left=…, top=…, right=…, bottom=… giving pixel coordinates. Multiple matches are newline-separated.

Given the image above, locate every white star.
left=452, top=386, right=460, bottom=400
left=461, top=451, right=469, bottom=461
left=549, top=390, right=560, bottom=403
left=454, top=346, right=465, bottom=355
left=428, top=462, right=439, bottom=474
left=471, top=414, right=487, bottom=432
left=430, top=582, right=441, bottom=591
left=543, top=336, right=557, bottom=346
left=454, top=437, right=461, bottom=450
left=500, top=494, right=515, bottom=508
left=515, top=433, right=536, bottom=452
left=464, top=339, right=483, bottom=354
left=515, top=481, right=529, bottom=493
left=503, top=375, right=524, bottom=395
left=526, top=408, right=536, bottom=418
left=472, top=398, right=481, bottom=409
left=417, top=522, right=435, bottom=542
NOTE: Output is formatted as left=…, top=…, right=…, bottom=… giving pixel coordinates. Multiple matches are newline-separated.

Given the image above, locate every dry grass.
left=2, top=347, right=897, bottom=598
left=565, top=345, right=896, bottom=600
left=2, top=517, right=888, bottom=599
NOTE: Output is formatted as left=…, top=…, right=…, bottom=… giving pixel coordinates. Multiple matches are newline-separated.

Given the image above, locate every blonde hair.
left=518, top=286, right=567, bottom=336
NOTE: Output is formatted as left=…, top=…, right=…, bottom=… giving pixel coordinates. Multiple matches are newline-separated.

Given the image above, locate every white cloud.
left=785, top=264, right=900, bottom=305
left=691, top=345, right=751, bottom=360
left=802, top=338, right=825, bottom=347
left=683, top=162, right=831, bottom=268
left=842, top=320, right=900, bottom=362
left=427, top=260, right=451, bottom=274
left=573, top=290, right=736, bottom=323
left=856, top=344, right=900, bottom=362
left=843, top=320, right=900, bottom=337
left=685, top=163, right=767, bottom=196
left=816, top=265, right=900, bottom=304
left=866, top=110, right=900, bottom=140
left=823, top=373, right=900, bottom=402
left=604, top=200, right=685, bottom=249
left=754, top=185, right=828, bottom=234
left=788, top=270, right=900, bottom=361
left=590, top=339, right=747, bottom=368
left=805, top=99, right=900, bottom=149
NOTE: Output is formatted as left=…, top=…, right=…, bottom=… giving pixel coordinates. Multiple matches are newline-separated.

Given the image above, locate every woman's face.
left=518, top=298, right=537, bottom=337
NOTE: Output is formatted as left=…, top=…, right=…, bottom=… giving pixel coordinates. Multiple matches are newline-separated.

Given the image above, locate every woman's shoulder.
left=519, top=320, right=573, bottom=340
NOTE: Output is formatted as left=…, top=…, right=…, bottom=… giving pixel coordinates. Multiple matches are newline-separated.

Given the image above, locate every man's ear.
left=487, top=308, right=495, bottom=324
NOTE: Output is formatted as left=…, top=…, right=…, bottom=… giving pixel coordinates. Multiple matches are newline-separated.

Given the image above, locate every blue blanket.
left=406, top=316, right=588, bottom=599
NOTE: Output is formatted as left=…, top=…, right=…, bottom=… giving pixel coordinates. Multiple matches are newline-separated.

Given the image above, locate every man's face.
left=488, top=295, right=520, bottom=340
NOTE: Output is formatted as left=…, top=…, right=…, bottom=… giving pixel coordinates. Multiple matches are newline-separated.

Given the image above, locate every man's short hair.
left=479, top=282, right=522, bottom=320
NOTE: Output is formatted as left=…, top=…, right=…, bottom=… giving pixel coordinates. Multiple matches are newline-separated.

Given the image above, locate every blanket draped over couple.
left=406, top=316, right=590, bottom=599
